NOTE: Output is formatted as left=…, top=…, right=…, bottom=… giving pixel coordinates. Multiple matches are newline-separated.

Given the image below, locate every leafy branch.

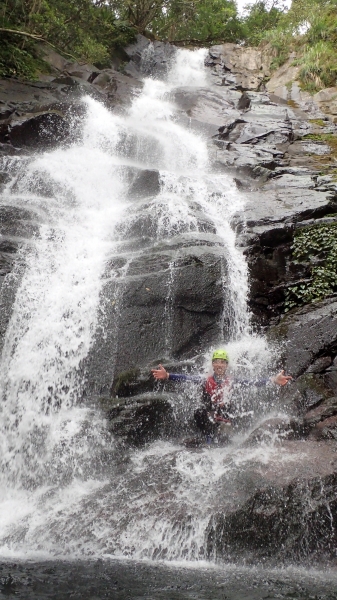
left=0, top=27, right=44, bottom=39
left=285, top=221, right=337, bottom=311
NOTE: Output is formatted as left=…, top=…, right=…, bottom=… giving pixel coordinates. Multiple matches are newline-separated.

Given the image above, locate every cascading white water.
left=0, top=98, right=129, bottom=487
left=0, top=47, right=288, bottom=561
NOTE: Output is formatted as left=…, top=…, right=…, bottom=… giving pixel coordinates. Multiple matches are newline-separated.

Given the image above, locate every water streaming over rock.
left=0, top=48, right=290, bottom=562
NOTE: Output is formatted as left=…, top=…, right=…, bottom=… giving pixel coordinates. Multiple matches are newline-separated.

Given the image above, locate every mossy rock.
left=105, top=393, right=174, bottom=446
left=280, top=372, right=333, bottom=416
left=296, top=373, right=333, bottom=408
left=112, top=368, right=141, bottom=397
left=267, top=320, right=289, bottom=343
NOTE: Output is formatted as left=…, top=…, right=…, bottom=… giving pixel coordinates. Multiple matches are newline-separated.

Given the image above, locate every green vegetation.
left=239, top=0, right=285, bottom=47
left=258, top=0, right=337, bottom=92
left=0, top=0, right=135, bottom=77
left=303, top=133, right=337, bottom=151
left=152, top=0, right=242, bottom=45
left=113, top=368, right=140, bottom=396
left=0, top=0, right=245, bottom=77
left=309, top=119, right=327, bottom=127
left=301, top=133, right=337, bottom=173
left=1, top=0, right=337, bottom=90
left=285, top=222, right=337, bottom=311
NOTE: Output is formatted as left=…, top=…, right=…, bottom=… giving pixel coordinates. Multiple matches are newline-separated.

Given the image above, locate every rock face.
left=0, top=55, right=142, bottom=151
left=199, top=44, right=337, bottom=564
left=313, top=87, right=337, bottom=120
left=207, top=468, right=337, bottom=563
left=102, top=392, right=175, bottom=445
left=87, top=246, right=227, bottom=394
left=1, top=38, right=337, bottom=403
left=206, top=44, right=273, bottom=91
left=269, top=299, right=337, bottom=378
left=124, top=34, right=176, bottom=78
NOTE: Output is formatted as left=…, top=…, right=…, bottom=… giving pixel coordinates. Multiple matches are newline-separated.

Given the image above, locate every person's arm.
left=233, top=370, right=292, bottom=388
left=270, top=370, right=293, bottom=386
left=151, top=364, right=203, bottom=383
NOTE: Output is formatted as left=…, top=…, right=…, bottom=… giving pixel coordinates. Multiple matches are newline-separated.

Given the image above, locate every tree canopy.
left=257, top=0, right=337, bottom=90
left=1, top=0, right=337, bottom=93
left=0, top=0, right=135, bottom=77
left=151, top=0, right=241, bottom=45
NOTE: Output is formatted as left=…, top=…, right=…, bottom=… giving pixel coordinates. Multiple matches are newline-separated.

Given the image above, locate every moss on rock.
left=112, top=368, right=141, bottom=397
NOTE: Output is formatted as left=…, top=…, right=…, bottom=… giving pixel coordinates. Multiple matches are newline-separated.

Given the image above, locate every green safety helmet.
left=212, top=349, right=229, bottom=362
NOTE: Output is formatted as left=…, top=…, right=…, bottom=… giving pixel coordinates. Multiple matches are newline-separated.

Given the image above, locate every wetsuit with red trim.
left=167, top=372, right=270, bottom=435
left=203, top=374, right=232, bottom=424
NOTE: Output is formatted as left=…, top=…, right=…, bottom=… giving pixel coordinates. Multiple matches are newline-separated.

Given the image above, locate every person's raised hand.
left=151, top=364, right=169, bottom=380
left=272, top=370, right=293, bottom=386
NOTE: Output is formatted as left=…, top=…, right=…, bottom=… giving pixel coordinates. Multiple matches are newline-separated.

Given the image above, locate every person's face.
left=212, top=359, right=228, bottom=378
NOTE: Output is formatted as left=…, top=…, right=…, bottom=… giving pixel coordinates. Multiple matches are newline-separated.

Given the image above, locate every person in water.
left=151, top=349, right=292, bottom=440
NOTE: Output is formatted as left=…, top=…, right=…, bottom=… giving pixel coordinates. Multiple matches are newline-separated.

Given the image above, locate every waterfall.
left=0, top=48, right=284, bottom=561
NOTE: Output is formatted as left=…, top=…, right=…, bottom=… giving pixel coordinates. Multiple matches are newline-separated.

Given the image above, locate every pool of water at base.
left=0, top=559, right=336, bottom=599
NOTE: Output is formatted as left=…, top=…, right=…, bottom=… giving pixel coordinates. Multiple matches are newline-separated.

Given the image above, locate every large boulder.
left=265, top=56, right=301, bottom=97
left=124, top=34, right=176, bottom=78
left=206, top=44, right=273, bottom=91
left=266, top=300, right=337, bottom=422
left=174, top=87, right=241, bottom=137
left=313, top=87, right=337, bottom=119
left=102, top=392, right=175, bottom=445
left=207, top=468, right=337, bottom=563
left=8, top=112, right=71, bottom=148
left=268, top=299, right=337, bottom=378
left=86, top=245, right=227, bottom=394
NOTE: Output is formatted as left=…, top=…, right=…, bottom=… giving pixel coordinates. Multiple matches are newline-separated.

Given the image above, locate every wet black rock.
left=92, top=68, right=143, bottom=103
left=207, top=471, right=337, bottom=563
left=1, top=559, right=337, bottom=599
left=86, top=247, right=227, bottom=394
left=103, top=392, right=174, bottom=445
left=127, top=168, right=161, bottom=198
left=268, top=299, right=337, bottom=378
left=307, top=355, right=333, bottom=373
left=310, top=414, right=337, bottom=440
left=243, top=416, right=301, bottom=446
left=324, top=356, right=337, bottom=394
left=9, top=112, right=70, bottom=148
left=124, top=34, right=176, bottom=78
left=304, top=396, right=337, bottom=426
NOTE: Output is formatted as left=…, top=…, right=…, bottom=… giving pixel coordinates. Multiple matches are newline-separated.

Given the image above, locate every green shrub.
left=285, top=222, right=337, bottom=311
left=0, top=37, right=48, bottom=78
left=263, top=25, right=295, bottom=70
left=299, top=40, right=337, bottom=91
left=256, top=0, right=337, bottom=89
